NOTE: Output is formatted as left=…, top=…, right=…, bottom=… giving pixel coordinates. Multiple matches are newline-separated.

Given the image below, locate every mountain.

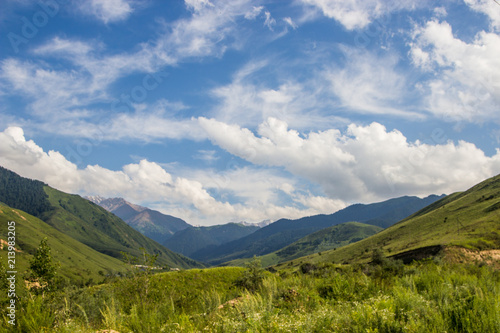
left=88, top=197, right=190, bottom=244
left=0, top=202, right=127, bottom=284
left=0, top=166, right=201, bottom=269
left=191, top=194, right=445, bottom=265
left=163, top=223, right=260, bottom=257
left=281, top=173, right=500, bottom=268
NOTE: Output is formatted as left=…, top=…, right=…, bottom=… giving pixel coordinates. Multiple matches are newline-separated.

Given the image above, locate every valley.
left=1, top=166, right=499, bottom=332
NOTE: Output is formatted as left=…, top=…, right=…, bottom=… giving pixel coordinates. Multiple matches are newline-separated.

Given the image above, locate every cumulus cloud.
left=410, top=20, right=500, bottom=123
left=0, top=126, right=345, bottom=225
left=199, top=117, right=500, bottom=202
left=300, top=0, right=421, bottom=30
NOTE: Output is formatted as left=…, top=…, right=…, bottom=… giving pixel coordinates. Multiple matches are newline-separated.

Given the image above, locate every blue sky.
left=1, top=0, right=500, bottom=225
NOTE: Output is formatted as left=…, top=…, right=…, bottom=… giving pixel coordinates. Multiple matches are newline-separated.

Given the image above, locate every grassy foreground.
left=1, top=258, right=499, bottom=332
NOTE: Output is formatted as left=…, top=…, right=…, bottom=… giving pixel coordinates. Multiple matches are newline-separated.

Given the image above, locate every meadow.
left=1, top=255, right=499, bottom=333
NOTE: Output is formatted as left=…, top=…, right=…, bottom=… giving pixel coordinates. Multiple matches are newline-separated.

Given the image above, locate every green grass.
left=1, top=260, right=498, bottom=332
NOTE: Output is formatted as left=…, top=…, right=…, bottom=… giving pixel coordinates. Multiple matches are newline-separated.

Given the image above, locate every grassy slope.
left=0, top=202, right=126, bottom=283
left=227, top=222, right=382, bottom=267
left=42, top=187, right=202, bottom=269
left=277, top=174, right=500, bottom=268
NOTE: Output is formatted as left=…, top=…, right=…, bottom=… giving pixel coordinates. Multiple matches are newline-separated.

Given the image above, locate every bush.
left=236, top=257, right=266, bottom=292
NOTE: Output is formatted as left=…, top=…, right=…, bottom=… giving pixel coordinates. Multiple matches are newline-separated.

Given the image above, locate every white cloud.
left=0, top=58, right=103, bottom=117
left=0, top=2, right=277, bottom=140
left=200, top=117, right=500, bottom=202
left=410, top=20, right=500, bottom=123
left=325, top=48, right=425, bottom=118
left=283, top=17, right=298, bottom=30
left=210, top=59, right=347, bottom=129
left=0, top=54, right=200, bottom=141
left=300, top=0, right=421, bottom=30
left=464, top=0, right=500, bottom=31
left=154, top=0, right=258, bottom=61
left=193, top=150, right=219, bottom=163
left=34, top=37, right=157, bottom=90
left=79, top=0, right=134, bottom=24
left=210, top=51, right=425, bottom=130
left=34, top=101, right=206, bottom=142
left=0, top=126, right=346, bottom=225
left=264, top=11, right=276, bottom=31
left=244, top=6, right=264, bottom=20
left=0, top=37, right=159, bottom=121
left=433, top=6, right=447, bottom=18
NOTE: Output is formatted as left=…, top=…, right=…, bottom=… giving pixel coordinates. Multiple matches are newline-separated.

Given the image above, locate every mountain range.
left=163, top=223, right=260, bottom=257
left=88, top=196, right=264, bottom=257
left=190, top=194, right=445, bottom=265
left=280, top=172, right=500, bottom=269
left=3, top=163, right=498, bottom=284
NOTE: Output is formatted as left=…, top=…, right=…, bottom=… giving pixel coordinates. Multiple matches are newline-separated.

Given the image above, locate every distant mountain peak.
left=88, top=196, right=191, bottom=244
left=85, top=195, right=106, bottom=204
left=86, top=196, right=146, bottom=213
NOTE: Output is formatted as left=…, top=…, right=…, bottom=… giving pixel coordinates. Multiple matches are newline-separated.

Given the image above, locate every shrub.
left=236, top=257, right=266, bottom=292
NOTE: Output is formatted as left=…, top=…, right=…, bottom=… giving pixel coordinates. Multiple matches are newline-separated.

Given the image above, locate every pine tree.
left=28, top=238, right=58, bottom=292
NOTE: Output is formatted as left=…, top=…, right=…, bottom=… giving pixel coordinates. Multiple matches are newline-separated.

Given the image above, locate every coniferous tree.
left=28, top=238, right=59, bottom=292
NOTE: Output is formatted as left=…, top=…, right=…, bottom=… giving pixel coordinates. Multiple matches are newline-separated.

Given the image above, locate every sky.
left=1, top=0, right=500, bottom=226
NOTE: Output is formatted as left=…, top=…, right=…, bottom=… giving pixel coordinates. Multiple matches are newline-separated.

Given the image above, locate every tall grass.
left=1, top=262, right=498, bottom=332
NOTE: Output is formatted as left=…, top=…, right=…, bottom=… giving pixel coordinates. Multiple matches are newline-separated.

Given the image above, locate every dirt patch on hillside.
left=0, top=239, right=22, bottom=252
left=444, top=247, right=500, bottom=269
left=12, top=210, right=26, bottom=220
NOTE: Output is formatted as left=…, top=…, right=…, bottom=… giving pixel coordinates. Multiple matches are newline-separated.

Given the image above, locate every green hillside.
left=247, top=222, right=383, bottom=267
left=41, top=187, right=200, bottom=269
left=0, top=202, right=126, bottom=284
left=279, top=173, right=500, bottom=268
left=0, top=167, right=51, bottom=218
left=0, top=166, right=201, bottom=269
